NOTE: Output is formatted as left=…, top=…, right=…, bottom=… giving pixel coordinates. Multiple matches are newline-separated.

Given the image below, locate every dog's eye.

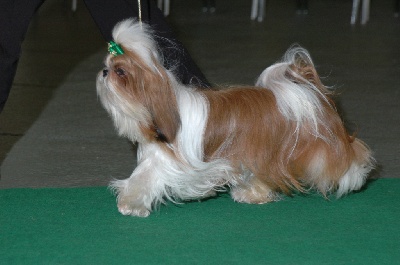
left=115, top=68, right=126, bottom=77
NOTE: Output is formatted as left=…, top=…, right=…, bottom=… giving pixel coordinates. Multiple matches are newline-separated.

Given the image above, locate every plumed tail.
left=255, top=45, right=333, bottom=140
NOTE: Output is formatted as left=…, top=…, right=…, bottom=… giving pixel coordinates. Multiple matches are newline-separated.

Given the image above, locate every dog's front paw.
left=118, top=200, right=150, bottom=217
left=110, top=179, right=154, bottom=217
left=117, top=202, right=150, bottom=217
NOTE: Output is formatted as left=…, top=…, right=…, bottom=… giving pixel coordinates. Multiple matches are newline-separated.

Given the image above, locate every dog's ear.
left=140, top=61, right=181, bottom=143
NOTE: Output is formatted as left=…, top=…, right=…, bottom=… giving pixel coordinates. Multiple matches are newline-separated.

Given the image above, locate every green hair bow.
left=108, top=41, right=124, bottom=56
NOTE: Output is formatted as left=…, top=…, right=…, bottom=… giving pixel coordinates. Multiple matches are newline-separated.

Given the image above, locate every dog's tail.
left=255, top=45, right=333, bottom=140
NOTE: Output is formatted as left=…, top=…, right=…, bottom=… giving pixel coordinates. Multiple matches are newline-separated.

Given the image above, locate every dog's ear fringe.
left=142, top=61, right=181, bottom=144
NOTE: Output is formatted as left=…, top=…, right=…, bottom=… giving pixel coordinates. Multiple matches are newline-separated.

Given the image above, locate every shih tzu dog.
left=97, top=19, right=374, bottom=217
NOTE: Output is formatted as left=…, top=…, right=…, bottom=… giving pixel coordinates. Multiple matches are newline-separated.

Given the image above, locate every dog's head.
left=97, top=19, right=180, bottom=143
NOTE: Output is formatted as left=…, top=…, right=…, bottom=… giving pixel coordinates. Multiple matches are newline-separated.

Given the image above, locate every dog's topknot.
left=111, top=19, right=163, bottom=66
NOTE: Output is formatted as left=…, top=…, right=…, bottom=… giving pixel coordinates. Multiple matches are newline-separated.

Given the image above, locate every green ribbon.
left=108, top=41, right=124, bottom=56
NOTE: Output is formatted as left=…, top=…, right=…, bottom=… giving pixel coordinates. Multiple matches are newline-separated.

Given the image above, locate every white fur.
left=337, top=162, right=371, bottom=198
left=111, top=140, right=234, bottom=216
left=112, top=20, right=163, bottom=72
left=97, top=71, right=151, bottom=143
left=174, top=82, right=209, bottom=163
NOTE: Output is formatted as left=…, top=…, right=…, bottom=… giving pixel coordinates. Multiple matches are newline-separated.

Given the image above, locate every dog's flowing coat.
left=97, top=19, right=374, bottom=217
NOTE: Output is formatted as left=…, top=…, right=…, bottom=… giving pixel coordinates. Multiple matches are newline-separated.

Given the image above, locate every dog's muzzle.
left=103, top=69, right=109, bottom=77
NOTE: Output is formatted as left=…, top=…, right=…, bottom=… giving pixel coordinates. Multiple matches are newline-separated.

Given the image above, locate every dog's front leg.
left=110, top=171, right=155, bottom=217
left=110, top=144, right=168, bottom=217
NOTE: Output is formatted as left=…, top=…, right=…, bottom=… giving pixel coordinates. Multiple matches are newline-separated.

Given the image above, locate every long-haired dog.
left=97, top=19, right=374, bottom=217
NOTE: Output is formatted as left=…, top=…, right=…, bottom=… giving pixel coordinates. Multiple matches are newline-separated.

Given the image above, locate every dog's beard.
left=96, top=72, right=150, bottom=143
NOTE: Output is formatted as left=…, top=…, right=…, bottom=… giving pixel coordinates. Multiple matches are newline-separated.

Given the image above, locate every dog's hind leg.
left=302, top=138, right=374, bottom=197
left=336, top=139, right=375, bottom=197
left=230, top=176, right=280, bottom=204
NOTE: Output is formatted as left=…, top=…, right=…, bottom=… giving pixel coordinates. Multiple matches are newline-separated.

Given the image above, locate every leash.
left=138, top=0, right=142, bottom=28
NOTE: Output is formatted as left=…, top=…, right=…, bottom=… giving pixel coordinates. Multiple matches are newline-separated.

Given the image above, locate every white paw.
left=231, top=186, right=278, bottom=204
left=118, top=203, right=150, bottom=217
left=200, top=190, right=217, bottom=199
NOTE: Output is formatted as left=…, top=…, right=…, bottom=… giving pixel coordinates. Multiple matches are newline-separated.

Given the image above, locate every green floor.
left=1, top=179, right=399, bottom=264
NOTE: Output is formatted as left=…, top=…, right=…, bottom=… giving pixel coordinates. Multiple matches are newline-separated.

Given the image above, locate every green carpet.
left=1, top=179, right=399, bottom=264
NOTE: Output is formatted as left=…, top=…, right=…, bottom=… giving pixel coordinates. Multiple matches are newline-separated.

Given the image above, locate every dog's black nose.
left=103, top=69, right=109, bottom=77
